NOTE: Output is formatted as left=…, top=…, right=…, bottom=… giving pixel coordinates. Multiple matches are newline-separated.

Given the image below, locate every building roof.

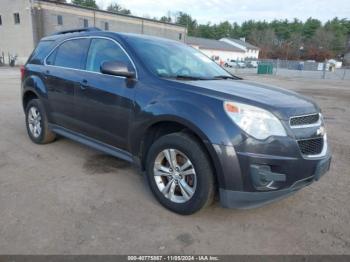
left=186, top=36, right=245, bottom=53
left=37, top=0, right=185, bottom=29
left=222, top=38, right=260, bottom=50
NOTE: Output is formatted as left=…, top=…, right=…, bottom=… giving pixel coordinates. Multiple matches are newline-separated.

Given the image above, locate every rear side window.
left=46, top=39, right=90, bottom=70
left=28, top=40, right=54, bottom=65
left=86, top=38, right=133, bottom=72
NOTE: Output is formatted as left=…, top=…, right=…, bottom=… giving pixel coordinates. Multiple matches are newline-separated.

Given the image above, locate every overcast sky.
left=72, top=0, right=350, bottom=24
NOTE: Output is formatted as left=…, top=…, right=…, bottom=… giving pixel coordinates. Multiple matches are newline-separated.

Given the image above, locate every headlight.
left=224, top=101, right=287, bottom=140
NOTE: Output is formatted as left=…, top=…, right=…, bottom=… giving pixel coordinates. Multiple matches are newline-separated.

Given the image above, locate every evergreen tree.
left=72, top=0, right=98, bottom=9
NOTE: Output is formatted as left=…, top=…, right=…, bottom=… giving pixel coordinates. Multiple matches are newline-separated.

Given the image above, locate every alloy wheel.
left=28, top=106, right=42, bottom=138
left=153, top=149, right=197, bottom=203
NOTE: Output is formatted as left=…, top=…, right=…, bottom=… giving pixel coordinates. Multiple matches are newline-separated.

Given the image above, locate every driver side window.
left=86, top=38, right=133, bottom=73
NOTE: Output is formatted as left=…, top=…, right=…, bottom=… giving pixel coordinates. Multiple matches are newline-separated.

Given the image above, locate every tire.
left=145, top=132, right=215, bottom=215
left=25, top=99, right=56, bottom=144
left=224, top=63, right=228, bottom=67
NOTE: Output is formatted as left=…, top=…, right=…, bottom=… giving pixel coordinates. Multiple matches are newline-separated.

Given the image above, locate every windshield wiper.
left=164, top=75, right=239, bottom=81
left=213, top=75, right=238, bottom=80
left=174, top=75, right=209, bottom=80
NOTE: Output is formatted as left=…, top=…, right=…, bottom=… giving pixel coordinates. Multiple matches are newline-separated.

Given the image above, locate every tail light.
left=20, top=65, right=25, bottom=81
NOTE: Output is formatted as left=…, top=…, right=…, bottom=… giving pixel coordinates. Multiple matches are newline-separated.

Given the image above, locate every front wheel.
left=145, top=133, right=215, bottom=215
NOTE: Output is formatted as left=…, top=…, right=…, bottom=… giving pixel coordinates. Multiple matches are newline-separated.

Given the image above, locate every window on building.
left=104, top=22, right=109, bottom=31
left=0, top=15, right=2, bottom=26
left=57, top=15, right=63, bottom=25
left=14, top=13, right=20, bottom=24
left=47, top=39, right=90, bottom=70
left=86, top=38, right=133, bottom=73
left=83, top=19, right=88, bottom=28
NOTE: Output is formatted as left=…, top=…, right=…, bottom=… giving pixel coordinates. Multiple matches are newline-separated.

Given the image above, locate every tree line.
left=50, top=0, right=131, bottom=14
left=171, top=13, right=350, bottom=61
left=51, top=0, right=350, bottom=61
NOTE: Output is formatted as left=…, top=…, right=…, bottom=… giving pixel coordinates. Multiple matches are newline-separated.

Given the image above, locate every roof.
left=186, top=36, right=245, bottom=53
left=42, top=30, right=182, bottom=45
left=37, top=0, right=185, bottom=29
left=222, top=38, right=260, bottom=50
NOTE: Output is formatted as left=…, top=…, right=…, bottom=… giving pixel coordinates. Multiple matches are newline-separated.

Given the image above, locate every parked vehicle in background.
left=236, top=61, right=246, bottom=68
left=211, top=55, right=221, bottom=65
left=224, top=60, right=235, bottom=67
left=224, top=60, right=246, bottom=68
left=246, top=60, right=258, bottom=68
left=21, top=28, right=331, bottom=215
left=327, top=59, right=342, bottom=69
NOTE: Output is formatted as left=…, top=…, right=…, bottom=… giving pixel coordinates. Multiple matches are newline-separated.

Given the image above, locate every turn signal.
left=225, top=102, right=239, bottom=113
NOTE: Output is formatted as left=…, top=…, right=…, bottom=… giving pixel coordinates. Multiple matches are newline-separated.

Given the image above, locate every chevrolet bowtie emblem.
left=316, top=126, right=325, bottom=136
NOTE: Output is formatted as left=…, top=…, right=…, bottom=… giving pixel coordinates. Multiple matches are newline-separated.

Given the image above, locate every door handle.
left=43, top=70, right=50, bottom=79
left=80, top=79, right=89, bottom=90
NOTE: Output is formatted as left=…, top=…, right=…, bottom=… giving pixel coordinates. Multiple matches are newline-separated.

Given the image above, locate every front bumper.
left=220, top=152, right=331, bottom=208
left=213, top=136, right=331, bottom=209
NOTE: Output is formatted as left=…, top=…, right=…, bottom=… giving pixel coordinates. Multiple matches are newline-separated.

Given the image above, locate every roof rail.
left=52, top=27, right=102, bottom=36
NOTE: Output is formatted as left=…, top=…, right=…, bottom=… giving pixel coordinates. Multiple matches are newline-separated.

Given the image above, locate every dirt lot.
left=0, top=67, right=349, bottom=254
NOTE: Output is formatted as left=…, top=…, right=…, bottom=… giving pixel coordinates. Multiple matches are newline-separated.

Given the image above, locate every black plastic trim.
left=49, top=124, right=134, bottom=163
left=219, top=176, right=315, bottom=209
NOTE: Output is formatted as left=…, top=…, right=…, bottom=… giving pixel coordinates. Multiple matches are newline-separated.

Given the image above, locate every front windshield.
left=127, top=37, right=233, bottom=80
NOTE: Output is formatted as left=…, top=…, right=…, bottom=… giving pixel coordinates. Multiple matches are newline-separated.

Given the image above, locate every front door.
left=75, top=38, right=137, bottom=150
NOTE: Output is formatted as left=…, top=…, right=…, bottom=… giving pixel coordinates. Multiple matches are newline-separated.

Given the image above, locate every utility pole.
left=322, top=59, right=327, bottom=79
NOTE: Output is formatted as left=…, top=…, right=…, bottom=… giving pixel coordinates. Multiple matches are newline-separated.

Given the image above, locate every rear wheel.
left=146, top=133, right=215, bottom=215
left=25, top=99, right=56, bottom=144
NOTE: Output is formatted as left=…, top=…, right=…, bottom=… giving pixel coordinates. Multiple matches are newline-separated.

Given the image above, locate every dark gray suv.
left=21, top=28, right=331, bottom=215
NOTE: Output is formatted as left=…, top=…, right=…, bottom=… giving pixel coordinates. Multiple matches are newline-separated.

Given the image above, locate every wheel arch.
left=22, top=90, right=39, bottom=111
left=135, top=117, right=226, bottom=189
left=22, top=74, right=50, bottom=115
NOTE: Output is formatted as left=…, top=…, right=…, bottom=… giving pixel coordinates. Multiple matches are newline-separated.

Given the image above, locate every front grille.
left=297, top=137, right=324, bottom=155
left=290, top=113, right=319, bottom=127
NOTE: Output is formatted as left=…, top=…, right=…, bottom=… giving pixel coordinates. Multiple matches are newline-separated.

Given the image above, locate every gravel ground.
left=0, top=67, right=349, bottom=254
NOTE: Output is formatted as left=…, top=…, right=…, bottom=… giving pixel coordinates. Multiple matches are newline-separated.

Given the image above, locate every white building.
left=220, top=37, right=260, bottom=60
left=0, top=0, right=186, bottom=65
left=186, top=36, right=245, bottom=65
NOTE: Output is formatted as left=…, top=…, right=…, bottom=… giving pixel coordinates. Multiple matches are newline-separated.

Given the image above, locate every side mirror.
left=100, top=61, right=136, bottom=79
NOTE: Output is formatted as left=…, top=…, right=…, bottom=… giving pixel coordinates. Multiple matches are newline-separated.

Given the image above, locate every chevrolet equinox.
left=21, top=28, right=331, bottom=215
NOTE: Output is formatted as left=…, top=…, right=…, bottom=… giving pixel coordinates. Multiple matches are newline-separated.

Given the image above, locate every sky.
left=70, top=0, right=350, bottom=24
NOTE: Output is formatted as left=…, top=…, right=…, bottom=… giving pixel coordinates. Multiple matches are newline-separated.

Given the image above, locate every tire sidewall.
left=25, top=99, right=47, bottom=144
left=145, top=134, right=213, bottom=215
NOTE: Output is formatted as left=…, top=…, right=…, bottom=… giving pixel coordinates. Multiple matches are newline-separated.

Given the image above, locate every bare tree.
left=106, top=3, right=131, bottom=15
left=311, top=28, right=335, bottom=50
left=248, top=28, right=276, bottom=58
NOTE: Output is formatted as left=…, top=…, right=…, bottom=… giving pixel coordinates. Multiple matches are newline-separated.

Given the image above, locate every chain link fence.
left=231, top=59, right=350, bottom=80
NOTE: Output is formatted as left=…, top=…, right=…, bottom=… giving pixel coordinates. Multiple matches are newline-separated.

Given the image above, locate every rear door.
left=44, top=38, right=90, bottom=131
left=74, top=38, right=137, bottom=150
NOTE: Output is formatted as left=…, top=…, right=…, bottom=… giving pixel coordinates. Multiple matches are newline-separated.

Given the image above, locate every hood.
left=175, top=79, right=319, bottom=120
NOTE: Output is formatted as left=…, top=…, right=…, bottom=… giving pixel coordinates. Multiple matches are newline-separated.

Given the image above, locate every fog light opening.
left=250, top=164, right=286, bottom=191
